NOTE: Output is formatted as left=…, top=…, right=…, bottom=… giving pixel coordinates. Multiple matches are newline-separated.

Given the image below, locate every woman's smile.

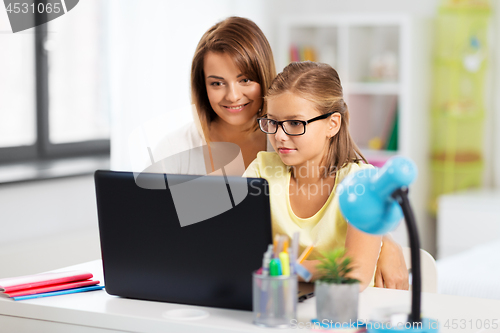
left=222, top=102, right=250, bottom=113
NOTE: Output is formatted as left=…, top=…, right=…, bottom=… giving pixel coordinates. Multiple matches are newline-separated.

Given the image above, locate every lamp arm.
left=392, top=187, right=422, bottom=324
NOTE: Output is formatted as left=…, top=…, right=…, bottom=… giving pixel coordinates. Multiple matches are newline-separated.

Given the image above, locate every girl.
left=156, top=16, right=407, bottom=290
left=244, top=61, right=383, bottom=291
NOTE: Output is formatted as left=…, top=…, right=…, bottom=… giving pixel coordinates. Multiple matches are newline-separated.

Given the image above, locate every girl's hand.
left=298, top=259, right=322, bottom=282
left=374, top=234, right=409, bottom=290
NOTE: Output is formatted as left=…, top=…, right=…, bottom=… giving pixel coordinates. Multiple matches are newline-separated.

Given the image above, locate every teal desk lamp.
left=338, top=156, right=438, bottom=332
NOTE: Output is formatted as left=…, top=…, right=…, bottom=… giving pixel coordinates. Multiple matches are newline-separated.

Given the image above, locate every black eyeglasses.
left=257, top=111, right=336, bottom=136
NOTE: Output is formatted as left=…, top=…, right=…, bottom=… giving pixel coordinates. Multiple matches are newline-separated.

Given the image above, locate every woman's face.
left=204, top=52, right=262, bottom=128
left=267, top=93, right=339, bottom=171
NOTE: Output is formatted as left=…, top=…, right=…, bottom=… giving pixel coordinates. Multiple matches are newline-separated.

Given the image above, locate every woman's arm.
left=374, top=233, right=409, bottom=290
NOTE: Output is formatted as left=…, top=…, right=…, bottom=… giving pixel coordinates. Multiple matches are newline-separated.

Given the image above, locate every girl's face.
left=204, top=52, right=262, bottom=128
left=267, top=93, right=340, bottom=172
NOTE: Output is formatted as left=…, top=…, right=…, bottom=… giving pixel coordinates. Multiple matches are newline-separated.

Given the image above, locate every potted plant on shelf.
left=315, top=248, right=360, bottom=323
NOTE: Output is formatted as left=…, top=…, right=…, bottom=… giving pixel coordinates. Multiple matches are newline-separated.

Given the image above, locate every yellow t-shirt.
left=244, top=151, right=374, bottom=260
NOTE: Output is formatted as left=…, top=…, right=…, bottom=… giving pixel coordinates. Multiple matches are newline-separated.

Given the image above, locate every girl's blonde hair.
left=191, top=17, right=276, bottom=141
left=265, top=61, right=367, bottom=177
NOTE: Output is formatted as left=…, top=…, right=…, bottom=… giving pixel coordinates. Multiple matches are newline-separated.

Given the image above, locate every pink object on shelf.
left=367, top=156, right=390, bottom=168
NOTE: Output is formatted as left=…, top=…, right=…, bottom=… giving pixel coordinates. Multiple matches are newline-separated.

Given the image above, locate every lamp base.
left=367, top=318, right=439, bottom=332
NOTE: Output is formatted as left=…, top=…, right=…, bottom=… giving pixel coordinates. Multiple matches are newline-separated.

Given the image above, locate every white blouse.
left=148, top=121, right=273, bottom=176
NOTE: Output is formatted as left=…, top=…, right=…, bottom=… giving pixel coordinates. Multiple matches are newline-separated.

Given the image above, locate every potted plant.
left=315, top=248, right=360, bottom=323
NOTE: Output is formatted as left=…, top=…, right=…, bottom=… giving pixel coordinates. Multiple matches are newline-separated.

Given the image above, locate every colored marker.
left=273, top=235, right=280, bottom=258
left=262, top=251, right=272, bottom=276
left=276, top=237, right=284, bottom=258
left=291, top=232, right=299, bottom=274
left=279, top=252, right=290, bottom=276
left=269, top=258, right=280, bottom=276
left=292, top=233, right=299, bottom=259
left=282, top=237, right=289, bottom=254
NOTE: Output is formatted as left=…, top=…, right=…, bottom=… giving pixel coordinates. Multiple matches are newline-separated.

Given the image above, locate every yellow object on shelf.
left=289, top=45, right=317, bottom=63
left=368, top=137, right=384, bottom=150
left=303, top=46, right=316, bottom=62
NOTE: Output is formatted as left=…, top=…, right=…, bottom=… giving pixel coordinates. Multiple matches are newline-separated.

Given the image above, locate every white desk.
left=1, top=260, right=499, bottom=333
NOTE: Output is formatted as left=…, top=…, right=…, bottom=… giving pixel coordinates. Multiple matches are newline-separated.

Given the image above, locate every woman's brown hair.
left=265, top=61, right=367, bottom=177
left=191, top=17, right=276, bottom=141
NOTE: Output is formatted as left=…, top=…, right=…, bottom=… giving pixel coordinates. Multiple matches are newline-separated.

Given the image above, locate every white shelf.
left=345, top=82, right=400, bottom=95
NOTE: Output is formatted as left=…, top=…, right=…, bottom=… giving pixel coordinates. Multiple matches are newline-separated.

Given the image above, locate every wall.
left=0, top=176, right=101, bottom=278
left=267, top=0, right=438, bottom=17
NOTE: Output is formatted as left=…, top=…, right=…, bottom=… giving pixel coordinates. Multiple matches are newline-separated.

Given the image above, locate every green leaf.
left=315, top=247, right=360, bottom=285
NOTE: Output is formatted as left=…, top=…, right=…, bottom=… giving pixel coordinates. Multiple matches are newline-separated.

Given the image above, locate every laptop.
left=94, top=170, right=272, bottom=311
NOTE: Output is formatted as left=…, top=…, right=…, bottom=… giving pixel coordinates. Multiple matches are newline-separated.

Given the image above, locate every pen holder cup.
left=252, top=272, right=298, bottom=328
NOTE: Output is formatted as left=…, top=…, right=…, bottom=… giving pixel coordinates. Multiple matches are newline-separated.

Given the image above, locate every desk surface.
left=1, top=260, right=499, bottom=333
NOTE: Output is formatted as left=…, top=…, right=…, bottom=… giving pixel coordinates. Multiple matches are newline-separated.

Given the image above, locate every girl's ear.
left=327, top=113, right=342, bottom=138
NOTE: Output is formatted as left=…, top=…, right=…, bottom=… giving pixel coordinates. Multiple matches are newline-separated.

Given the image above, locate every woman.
left=190, top=16, right=275, bottom=171
left=156, top=16, right=408, bottom=290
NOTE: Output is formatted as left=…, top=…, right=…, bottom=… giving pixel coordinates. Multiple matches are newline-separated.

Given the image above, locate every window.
left=0, top=9, right=36, bottom=159
left=0, top=0, right=110, bottom=164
